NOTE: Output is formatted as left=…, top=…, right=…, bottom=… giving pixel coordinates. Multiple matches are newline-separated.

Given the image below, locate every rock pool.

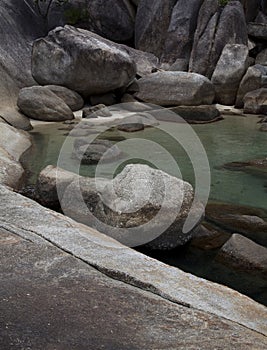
left=23, top=114, right=267, bottom=306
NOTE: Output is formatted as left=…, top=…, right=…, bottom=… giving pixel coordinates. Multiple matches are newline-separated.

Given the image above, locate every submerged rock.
left=260, top=123, right=267, bottom=131
left=61, top=164, right=203, bottom=249
left=117, top=122, right=144, bottom=132
left=73, top=138, right=122, bottom=164
left=222, top=158, right=267, bottom=177
left=216, top=234, right=267, bottom=278
left=135, top=71, right=215, bottom=106
left=32, top=26, right=136, bottom=97
left=17, top=86, right=74, bottom=121
left=205, top=202, right=267, bottom=247
left=190, top=223, right=231, bottom=250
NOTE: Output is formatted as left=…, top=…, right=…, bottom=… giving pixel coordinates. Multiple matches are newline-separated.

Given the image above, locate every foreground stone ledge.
left=1, top=231, right=267, bottom=349
left=0, top=185, right=266, bottom=336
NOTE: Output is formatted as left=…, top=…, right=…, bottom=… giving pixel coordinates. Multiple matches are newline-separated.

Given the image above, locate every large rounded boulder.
left=60, top=164, right=204, bottom=249
left=17, top=86, right=74, bottom=121
left=135, top=71, right=215, bottom=106
left=32, top=25, right=137, bottom=97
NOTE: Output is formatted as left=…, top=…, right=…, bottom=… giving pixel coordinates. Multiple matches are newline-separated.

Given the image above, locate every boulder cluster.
left=6, top=0, right=267, bottom=124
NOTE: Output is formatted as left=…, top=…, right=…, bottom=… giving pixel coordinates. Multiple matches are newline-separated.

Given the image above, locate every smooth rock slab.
left=1, top=231, right=267, bottom=349
left=216, top=233, right=267, bottom=277
left=135, top=71, right=215, bottom=106
left=0, top=185, right=267, bottom=335
left=32, top=25, right=136, bottom=97
left=17, top=86, right=74, bottom=121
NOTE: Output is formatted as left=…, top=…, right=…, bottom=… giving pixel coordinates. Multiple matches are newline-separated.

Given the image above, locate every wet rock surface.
left=205, top=202, right=267, bottom=247
left=73, top=138, right=122, bottom=164
left=216, top=233, right=267, bottom=277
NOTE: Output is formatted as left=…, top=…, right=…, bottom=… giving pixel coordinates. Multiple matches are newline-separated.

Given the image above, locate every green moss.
left=219, top=0, right=229, bottom=6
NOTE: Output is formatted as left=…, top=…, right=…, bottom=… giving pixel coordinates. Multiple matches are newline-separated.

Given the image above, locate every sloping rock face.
left=84, top=0, right=136, bottom=42
left=0, top=184, right=267, bottom=337
left=240, top=0, right=261, bottom=22
left=47, top=0, right=135, bottom=42
left=211, top=44, right=249, bottom=105
left=0, top=0, right=44, bottom=111
left=189, top=0, right=248, bottom=78
left=161, top=0, right=204, bottom=68
left=1, top=228, right=267, bottom=349
left=135, top=0, right=177, bottom=58
left=0, top=120, right=31, bottom=188
left=135, top=72, right=215, bottom=106
left=32, top=25, right=136, bottom=97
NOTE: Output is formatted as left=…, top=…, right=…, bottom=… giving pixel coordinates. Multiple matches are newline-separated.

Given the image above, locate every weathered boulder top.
left=32, top=25, right=137, bottom=97
left=135, top=71, right=215, bottom=106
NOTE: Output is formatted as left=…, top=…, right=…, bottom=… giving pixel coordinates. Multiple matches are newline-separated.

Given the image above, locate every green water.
left=26, top=115, right=267, bottom=211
